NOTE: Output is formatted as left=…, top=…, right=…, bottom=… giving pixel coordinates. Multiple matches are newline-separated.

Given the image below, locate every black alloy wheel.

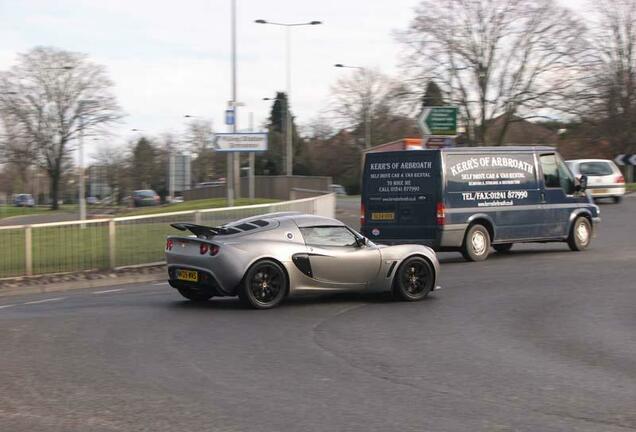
left=393, top=256, right=434, bottom=301
left=239, top=259, right=287, bottom=309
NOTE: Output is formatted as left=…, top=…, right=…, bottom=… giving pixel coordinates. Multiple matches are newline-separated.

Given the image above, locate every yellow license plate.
left=371, top=212, right=395, bottom=221
left=176, top=269, right=198, bottom=282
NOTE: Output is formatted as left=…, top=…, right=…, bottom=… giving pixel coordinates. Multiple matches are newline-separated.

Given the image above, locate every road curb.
left=0, top=267, right=166, bottom=298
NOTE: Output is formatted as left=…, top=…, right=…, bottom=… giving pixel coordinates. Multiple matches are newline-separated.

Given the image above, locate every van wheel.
left=493, top=243, right=513, bottom=253
left=613, top=196, right=622, bottom=204
left=461, top=224, right=491, bottom=262
left=568, top=217, right=592, bottom=251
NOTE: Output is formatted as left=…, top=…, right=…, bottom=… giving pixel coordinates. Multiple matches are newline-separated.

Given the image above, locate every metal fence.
left=0, top=193, right=336, bottom=279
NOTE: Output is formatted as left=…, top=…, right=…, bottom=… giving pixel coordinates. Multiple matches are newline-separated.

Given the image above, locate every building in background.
left=169, top=153, right=191, bottom=198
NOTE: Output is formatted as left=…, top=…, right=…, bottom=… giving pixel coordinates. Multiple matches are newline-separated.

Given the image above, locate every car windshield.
left=578, top=162, right=614, bottom=176
left=136, top=190, right=155, bottom=197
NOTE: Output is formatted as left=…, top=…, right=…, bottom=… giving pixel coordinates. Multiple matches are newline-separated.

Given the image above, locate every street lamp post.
left=334, top=63, right=371, bottom=149
left=78, top=100, right=98, bottom=225
left=255, top=18, right=322, bottom=176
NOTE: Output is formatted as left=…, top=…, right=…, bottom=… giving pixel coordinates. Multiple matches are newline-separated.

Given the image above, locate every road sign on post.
left=225, top=109, right=235, bottom=125
left=423, top=136, right=456, bottom=149
left=418, top=106, right=458, bottom=136
left=213, top=133, right=268, bottom=152
left=614, top=154, right=636, bottom=166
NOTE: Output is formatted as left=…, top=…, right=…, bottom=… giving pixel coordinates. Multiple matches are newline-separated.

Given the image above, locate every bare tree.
left=92, top=144, right=130, bottom=204
left=330, top=68, right=411, bottom=148
left=0, top=46, right=123, bottom=209
left=399, top=0, right=594, bottom=145
left=183, top=119, right=215, bottom=183
left=590, top=0, right=636, bottom=152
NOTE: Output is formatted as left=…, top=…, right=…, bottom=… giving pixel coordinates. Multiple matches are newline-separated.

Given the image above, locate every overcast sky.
left=0, top=0, right=587, bottom=157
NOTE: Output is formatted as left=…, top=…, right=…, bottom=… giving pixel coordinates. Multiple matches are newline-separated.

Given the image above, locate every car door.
left=538, top=153, right=577, bottom=238
left=299, top=226, right=382, bottom=288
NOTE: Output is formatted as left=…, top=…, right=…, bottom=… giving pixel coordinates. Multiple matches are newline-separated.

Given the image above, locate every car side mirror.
left=577, top=175, right=588, bottom=192
left=355, top=236, right=368, bottom=248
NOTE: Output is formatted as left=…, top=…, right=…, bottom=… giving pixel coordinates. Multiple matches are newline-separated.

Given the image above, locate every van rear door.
left=361, top=150, right=441, bottom=246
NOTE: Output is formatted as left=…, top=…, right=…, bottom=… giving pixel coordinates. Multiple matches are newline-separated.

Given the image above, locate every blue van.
left=361, top=147, right=600, bottom=261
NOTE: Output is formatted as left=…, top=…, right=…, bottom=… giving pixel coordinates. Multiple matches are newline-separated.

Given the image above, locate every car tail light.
left=166, top=239, right=173, bottom=251
left=154, top=195, right=160, bottom=202
left=200, top=243, right=209, bottom=255
left=436, top=202, right=446, bottom=225
left=616, top=175, right=625, bottom=184
left=360, top=203, right=366, bottom=226
left=199, top=243, right=220, bottom=256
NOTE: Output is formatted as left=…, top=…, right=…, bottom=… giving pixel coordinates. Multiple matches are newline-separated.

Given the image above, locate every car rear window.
left=578, top=162, right=613, bottom=176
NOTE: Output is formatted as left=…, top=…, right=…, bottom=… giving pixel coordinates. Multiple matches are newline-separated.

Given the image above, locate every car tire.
left=239, top=259, right=288, bottom=309
left=461, top=224, right=491, bottom=261
left=392, top=256, right=435, bottom=301
left=613, top=196, right=622, bottom=204
left=568, top=216, right=592, bottom=251
left=493, top=243, right=513, bottom=253
left=177, top=287, right=213, bottom=302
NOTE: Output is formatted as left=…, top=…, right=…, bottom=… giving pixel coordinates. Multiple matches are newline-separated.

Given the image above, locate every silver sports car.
left=165, top=212, right=440, bottom=309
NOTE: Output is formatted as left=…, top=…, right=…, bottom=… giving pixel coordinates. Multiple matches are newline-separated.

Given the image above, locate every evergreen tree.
left=421, top=81, right=444, bottom=109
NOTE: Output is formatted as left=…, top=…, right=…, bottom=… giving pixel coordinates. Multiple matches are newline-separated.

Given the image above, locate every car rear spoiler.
left=170, top=223, right=232, bottom=238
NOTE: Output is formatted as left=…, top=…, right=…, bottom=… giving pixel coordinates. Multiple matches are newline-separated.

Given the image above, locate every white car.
left=565, top=159, right=625, bottom=203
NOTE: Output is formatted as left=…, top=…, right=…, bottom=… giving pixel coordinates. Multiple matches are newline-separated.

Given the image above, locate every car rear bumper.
left=167, top=265, right=232, bottom=296
left=588, top=185, right=625, bottom=197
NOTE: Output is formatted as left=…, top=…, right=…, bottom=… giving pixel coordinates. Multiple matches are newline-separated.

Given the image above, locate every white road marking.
left=152, top=282, right=168, bottom=286
left=23, top=297, right=65, bottom=305
left=92, top=288, right=125, bottom=294
left=0, top=304, right=17, bottom=309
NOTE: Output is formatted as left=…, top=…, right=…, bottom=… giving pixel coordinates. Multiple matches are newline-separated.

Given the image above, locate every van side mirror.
left=577, top=175, right=588, bottom=192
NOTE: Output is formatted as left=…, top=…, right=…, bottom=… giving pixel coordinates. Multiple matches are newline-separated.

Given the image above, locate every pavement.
left=0, top=197, right=634, bottom=431
left=0, top=211, right=79, bottom=226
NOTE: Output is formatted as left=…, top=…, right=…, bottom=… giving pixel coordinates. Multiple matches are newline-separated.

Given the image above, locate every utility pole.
left=248, top=111, right=255, bottom=199
left=227, top=0, right=237, bottom=206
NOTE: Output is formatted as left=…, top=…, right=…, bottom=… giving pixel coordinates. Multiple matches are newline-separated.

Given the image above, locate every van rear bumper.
left=369, top=224, right=468, bottom=249
left=439, top=224, right=468, bottom=248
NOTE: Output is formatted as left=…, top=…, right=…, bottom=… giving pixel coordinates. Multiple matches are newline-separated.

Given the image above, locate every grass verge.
left=0, top=198, right=284, bottom=278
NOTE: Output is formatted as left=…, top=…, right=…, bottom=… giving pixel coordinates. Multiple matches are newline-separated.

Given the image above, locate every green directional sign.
left=418, top=106, right=458, bottom=136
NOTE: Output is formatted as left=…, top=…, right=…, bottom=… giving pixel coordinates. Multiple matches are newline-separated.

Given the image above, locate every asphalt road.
left=0, top=197, right=634, bottom=432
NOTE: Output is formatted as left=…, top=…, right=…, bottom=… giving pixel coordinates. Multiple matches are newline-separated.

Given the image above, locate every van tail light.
left=360, top=202, right=366, bottom=226
left=436, top=202, right=446, bottom=225
left=616, top=175, right=625, bottom=184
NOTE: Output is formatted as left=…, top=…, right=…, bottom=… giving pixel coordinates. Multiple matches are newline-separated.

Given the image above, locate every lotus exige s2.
left=165, top=212, right=440, bottom=309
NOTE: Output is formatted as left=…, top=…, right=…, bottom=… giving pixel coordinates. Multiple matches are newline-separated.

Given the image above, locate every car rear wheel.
left=177, top=287, right=213, bottom=302
left=461, top=224, right=491, bottom=261
left=493, top=243, right=513, bottom=253
left=239, top=259, right=288, bottom=309
left=392, top=256, right=434, bottom=301
left=568, top=216, right=592, bottom=251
